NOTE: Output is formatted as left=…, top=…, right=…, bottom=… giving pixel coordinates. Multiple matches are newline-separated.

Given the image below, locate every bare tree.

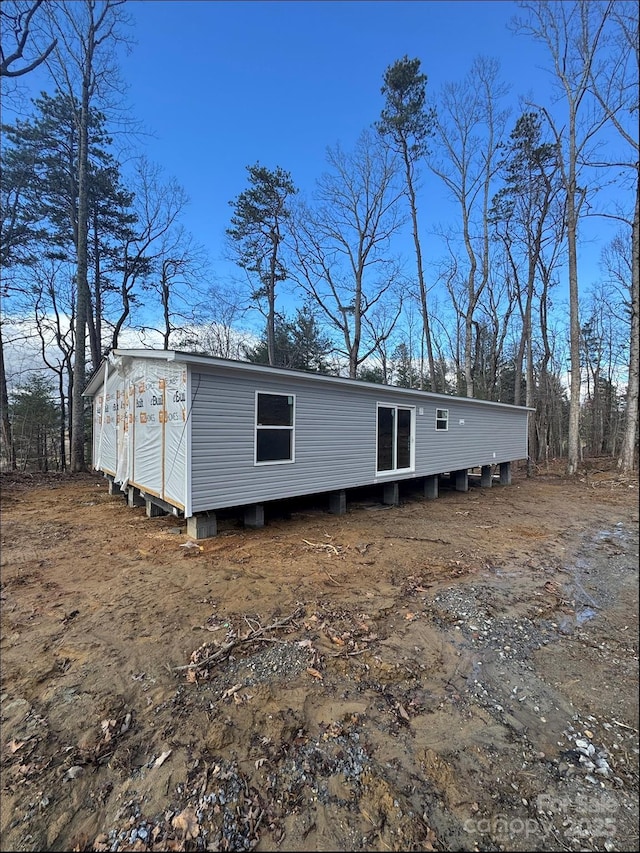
left=475, top=257, right=517, bottom=401
left=109, top=158, right=189, bottom=351
left=598, top=231, right=638, bottom=463
left=586, top=0, right=639, bottom=471
left=429, top=56, right=510, bottom=398
left=0, top=0, right=56, bottom=78
left=31, top=258, right=75, bottom=469
left=535, top=229, right=567, bottom=463
left=291, top=131, right=405, bottom=378
left=141, top=227, right=208, bottom=349
left=176, top=284, right=252, bottom=359
left=361, top=294, right=406, bottom=384
left=512, top=0, right=615, bottom=474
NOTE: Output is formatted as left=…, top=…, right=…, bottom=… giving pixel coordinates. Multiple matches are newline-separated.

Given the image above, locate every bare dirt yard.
left=1, top=461, right=638, bottom=853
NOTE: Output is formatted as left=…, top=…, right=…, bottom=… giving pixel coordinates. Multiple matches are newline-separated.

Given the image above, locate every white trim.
left=185, top=367, right=193, bottom=518
left=436, top=408, right=449, bottom=431
left=375, top=402, right=416, bottom=475
left=254, top=390, right=296, bottom=466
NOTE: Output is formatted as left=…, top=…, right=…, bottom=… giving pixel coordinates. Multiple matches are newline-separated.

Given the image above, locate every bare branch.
left=0, top=0, right=57, bottom=78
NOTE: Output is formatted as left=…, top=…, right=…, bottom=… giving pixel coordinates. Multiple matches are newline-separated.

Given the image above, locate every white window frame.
left=254, top=391, right=296, bottom=466
left=436, top=408, right=449, bottom=431
left=375, top=403, right=415, bottom=475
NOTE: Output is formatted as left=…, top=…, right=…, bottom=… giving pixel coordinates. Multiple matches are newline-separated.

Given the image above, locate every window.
left=255, top=392, right=295, bottom=464
left=377, top=404, right=414, bottom=473
left=436, top=408, right=449, bottom=431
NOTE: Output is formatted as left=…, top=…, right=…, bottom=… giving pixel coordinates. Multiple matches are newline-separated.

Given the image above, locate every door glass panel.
left=397, top=408, right=411, bottom=469
left=377, top=407, right=393, bottom=471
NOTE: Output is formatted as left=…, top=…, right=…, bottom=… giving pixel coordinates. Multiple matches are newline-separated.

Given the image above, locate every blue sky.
left=117, top=0, right=554, bottom=276
left=4, top=0, right=632, bottom=343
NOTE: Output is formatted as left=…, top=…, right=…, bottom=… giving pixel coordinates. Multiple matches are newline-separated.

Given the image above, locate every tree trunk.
left=403, top=143, right=436, bottom=391
left=70, top=72, right=91, bottom=472
left=619, top=184, right=639, bottom=471
left=462, top=205, right=477, bottom=398
left=162, top=263, right=171, bottom=349
left=566, top=109, right=581, bottom=476
left=0, top=323, right=16, bottom=469
left=87, top=212, right=101, bottom=368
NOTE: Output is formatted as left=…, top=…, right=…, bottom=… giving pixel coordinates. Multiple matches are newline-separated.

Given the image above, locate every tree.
left=140, top=226, right=207, bottom=350
left=598, top=231, right=638, bottom=465
left=580, top=289, right=628, bottom=457
left=0, top=109, right=44, bottom=468
left=227, top=164, right=297, bottom=367
left=291, top=130, right=405, bottom=378
left=86, top=156, right=136, bottom=365
left=586, top=0, right=639, bottom=472
left=512, top=0, right=615, bottom=474
left=392, top=341, right=420, bottom=388
left=0, top=0, right=56, bottom=78
left=176, top=283, right=252, bottom=360
left=490, top=111, right=563, bottom=466
left=44, top=0, right=132, bottom=471
left=288, top=304, right=334, bottom=374
left=3, top=90, right=137, bottom=367
left=377, top=55, right=438, bottom=390
left=244, top=305, right=334, bottom=373
left=357, top=364, right=386, bottom=384
left=10, top=373, right=60, bottom=471
left=31, top=257, right=75, bottom=470
left=0, top=110, right=46, bottom=267
left=1, top=89, right=137, bottom=467
left=109, top=157, right=189, bottom=351
left=429, top=56, right=510, bottom=398
left=0, top=0, right=56, bottom=469
left=535, top=236, right=567, bottom=463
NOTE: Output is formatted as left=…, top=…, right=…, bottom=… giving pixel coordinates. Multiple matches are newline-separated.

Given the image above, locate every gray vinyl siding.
left=189, top=366, right=529, bottom=514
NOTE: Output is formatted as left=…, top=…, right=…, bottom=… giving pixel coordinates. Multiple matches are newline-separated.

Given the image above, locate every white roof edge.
left=83, top=348, right=536, bottom=412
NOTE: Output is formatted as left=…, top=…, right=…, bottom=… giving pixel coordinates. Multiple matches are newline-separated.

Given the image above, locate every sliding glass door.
left=377, top=405, right=414, bottom=473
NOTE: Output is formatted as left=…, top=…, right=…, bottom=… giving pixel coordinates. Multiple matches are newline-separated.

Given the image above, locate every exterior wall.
left=189, top=365, right=529, bottom=514
left=91, top=358, right=188, bottom=511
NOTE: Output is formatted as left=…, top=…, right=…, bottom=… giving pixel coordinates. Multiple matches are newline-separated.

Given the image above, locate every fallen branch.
left=329, top=648, right=368, bottom=657
left=303, top=538, right=341, bottom=554
left=175, top=608, right=303, bottom=673
left=383, top=535, right=451, bottom=544
left=612, top=718, right=638, bottom=732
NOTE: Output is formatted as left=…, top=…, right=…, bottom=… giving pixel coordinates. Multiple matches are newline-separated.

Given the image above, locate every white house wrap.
left=90, top=352, right=188, bottom=510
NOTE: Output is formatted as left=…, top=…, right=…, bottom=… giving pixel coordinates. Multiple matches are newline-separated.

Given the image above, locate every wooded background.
left=1, top=0, right=637, bottom=475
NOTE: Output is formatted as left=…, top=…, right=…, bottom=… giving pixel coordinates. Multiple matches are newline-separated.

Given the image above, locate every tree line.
left=1, top=0, right=638, bottom=475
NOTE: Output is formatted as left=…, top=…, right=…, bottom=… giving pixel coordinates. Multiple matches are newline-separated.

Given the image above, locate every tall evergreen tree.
left=490, top=111, right=562, bottom=465
left=10, top=374, right=60, bottom=471
left=392, top=342, right=420, bottom=388
left=2, top=90, right=136, bottom=367
left=2, top=89, right=136, bottom=465
left=244, top=305, right=333, bottom=373
left=377, top=56, right=437, bottom=390
left=227, top=164, right=297, bottom=367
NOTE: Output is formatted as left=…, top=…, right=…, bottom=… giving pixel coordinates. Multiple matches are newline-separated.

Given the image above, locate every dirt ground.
left=0, top=461, right=638, bottom=852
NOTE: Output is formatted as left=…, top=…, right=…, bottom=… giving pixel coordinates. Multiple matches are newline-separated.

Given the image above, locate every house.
left=83, top=349, right=532, bottom=538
